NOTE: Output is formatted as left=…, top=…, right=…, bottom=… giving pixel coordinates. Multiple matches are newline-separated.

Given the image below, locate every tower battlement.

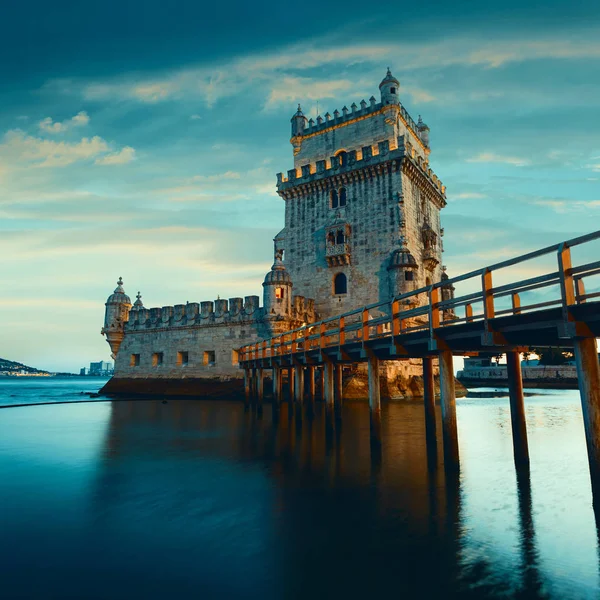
left=297, top=99, right=422, bottom=145
left=277, top=136, right=446, bottom=198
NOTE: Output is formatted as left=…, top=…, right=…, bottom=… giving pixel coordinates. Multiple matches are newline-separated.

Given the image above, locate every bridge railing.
left=239, top=230, right=600, bottom=363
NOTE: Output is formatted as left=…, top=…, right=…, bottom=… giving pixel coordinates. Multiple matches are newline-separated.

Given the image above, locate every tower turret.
left=101, top=277, right=132, bottom=358
left=417, top=115, right=430, bottom=148
left=291, top=104, right=308, bottom=137
left=379, top=68, right=400, bottom=106
left=388, top=238, right=419, bottom=304
left=262, top=250, right=293, bottom=318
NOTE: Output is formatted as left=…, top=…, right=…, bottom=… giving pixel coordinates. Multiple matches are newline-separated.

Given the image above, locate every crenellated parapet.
left=125, top=294, right=315, bottom=332
left=277, top=136, right=446, bottom=203
left=295, top=98, right=423, bottom=144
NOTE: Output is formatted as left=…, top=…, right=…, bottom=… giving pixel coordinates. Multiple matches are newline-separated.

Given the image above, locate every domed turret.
left=101, top=277, right=132, bottom=358
left=379, top=68, right=400, bottom=106
left=291, top=104, right=308, bottom=137
left=417, top=115, right=430, bottom=147
left=263, top=250, right=293, bottom=318
left=388, top=238, right=419, bottom=302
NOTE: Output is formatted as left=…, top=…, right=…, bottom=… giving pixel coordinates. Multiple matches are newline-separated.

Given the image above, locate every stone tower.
left=101, top=277, right=132, bottom=358
left=275, top=69, right=447, bottom=319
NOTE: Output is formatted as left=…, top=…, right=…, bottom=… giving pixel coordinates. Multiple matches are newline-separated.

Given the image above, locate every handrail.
left=238, top=230, right=600, bottom=362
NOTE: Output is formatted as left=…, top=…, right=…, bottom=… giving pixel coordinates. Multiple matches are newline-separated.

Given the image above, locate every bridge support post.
left=288, top=368, right=295, bottom=404
left=439, top=350, right=459, bottom=470
left=272, top=367, right=282, bottom=408
left=308, top=366, right=316, bottom=416
left=423, top=357, right=437, bottom=450
left=294, top=365, right=304, bottom=418
left=324, top=362, right=335, bottom=431
left=574, top=337, right=600, bottom=502
left=244, top=368, right=251, bottom=410
left=368, top=354, right=382, bottom=446
left=335, top=365, right=343, bottom=421
left=256, top=368, right=264, bottom=417
left=506, top=351, right=530, bottom=467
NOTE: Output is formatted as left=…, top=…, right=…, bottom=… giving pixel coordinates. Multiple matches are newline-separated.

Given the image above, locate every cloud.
left=467, top=152, right=531, bottom=167
left=265, top=77, right=356, bottom=109
left=190, top=114, right=202, bottom=120
left=533, top=199, right=600, bottom=213
left=95, top=146, right=136, bottom=165
left=39, top=111, right=90, bottom=133
left=0, top=130, right=109, bottom=167
left=451, top=192, right=488, bottom=200
left=46, top=29, right=600, bottom=113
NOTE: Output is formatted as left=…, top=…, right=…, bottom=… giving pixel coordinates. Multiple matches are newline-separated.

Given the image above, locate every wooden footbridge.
left=238, top=231, right=600, bottom=497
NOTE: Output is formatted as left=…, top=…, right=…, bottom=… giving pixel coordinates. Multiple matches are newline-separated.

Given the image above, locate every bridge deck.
left=239, top=230, right=600, bottom=368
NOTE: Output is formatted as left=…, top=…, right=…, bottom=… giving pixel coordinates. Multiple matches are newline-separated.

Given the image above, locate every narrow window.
left=327, top=231, right=335, bottom=245
left=339, top=187, right=347, bottom=206
left=130, top=354, right=140, bottom=367
left=338, top=151, right=348, bottom=167
left=231, top=350, right=239, bottom=365
left=275, top=287, right=284, bottom=299
left=203, top=350, right=216, bottom=366
left=177, top=351, right=189, bottom=366
left=336, top=230, right=345, bottom=245
left=405, top=271, right=414, bottom=281
left=426, top=277, right=432, bottom=287
left=330, top=189, right=338, bottom=209
left=152, top=352, right=164, bottom=366
left=333, top=272, right=347, bottom=295
left=390, top=87, right=396, bottom=94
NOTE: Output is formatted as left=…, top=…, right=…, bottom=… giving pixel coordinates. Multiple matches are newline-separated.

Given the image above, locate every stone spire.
left=132, top=291, right=144, bottom=310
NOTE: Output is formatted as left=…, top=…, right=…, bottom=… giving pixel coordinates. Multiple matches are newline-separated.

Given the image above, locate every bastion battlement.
left=125, top=294, right=316, bottom=331
left=277, top=136, right=445, bottom=196
left=297, top=98, right=423, bottom=144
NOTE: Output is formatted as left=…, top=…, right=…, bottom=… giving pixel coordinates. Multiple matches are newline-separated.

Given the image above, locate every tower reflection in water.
left=90, top=396, right=597, bottom=598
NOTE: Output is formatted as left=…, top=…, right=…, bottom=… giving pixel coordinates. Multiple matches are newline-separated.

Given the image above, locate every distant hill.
left=0, top=358, right=50, bottom=375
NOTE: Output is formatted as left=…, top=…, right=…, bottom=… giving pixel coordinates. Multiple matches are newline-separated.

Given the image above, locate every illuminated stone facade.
left=101, top=70, right=451, bottom=397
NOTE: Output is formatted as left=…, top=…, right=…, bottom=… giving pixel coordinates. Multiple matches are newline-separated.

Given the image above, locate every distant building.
left=88, top=361, right=113, bottom=376
left=80, top=367, right=87, bottom=376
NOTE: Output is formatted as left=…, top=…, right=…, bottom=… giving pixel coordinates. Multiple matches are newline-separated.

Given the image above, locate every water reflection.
left=1, top=391, right=599, bottom=598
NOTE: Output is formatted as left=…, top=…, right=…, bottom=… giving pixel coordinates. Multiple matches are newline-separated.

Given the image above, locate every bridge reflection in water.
left=84, top=396, right=598, bottom=598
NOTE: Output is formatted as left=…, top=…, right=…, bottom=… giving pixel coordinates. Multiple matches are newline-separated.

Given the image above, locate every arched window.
left=336, top=230, right=345, bottom=245
left=275, top=287, right=284, bottom=299
left=339, top=187, right=347, bottom=206
left=334, top=272, right=347, bottom=295
left=330, top=189, right=338, bottom=209
left=338, top=151, right=348, bottom=167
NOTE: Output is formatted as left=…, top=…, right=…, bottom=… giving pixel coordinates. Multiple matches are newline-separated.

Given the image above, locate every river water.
left=0, top=378, right=598, bottom=599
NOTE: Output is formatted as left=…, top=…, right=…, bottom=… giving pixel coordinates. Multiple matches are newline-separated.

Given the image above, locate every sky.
left=1, top=1, right=600, bottom=372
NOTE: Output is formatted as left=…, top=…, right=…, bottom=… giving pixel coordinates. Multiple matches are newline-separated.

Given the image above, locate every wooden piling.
left=368, top=354, right=382, bottom=446
left=335, top=365, right=343, bottom=420
left=324, top=362, right=335, bottom=430
left=294, top=365, right=304, bottom=419
left=506, top=351, right=530, bottom=467
left=256, top=368, right=264, bottom=416
left=308, top=366, right=316, bottom=415
left=244, top=368, right=251, bottom=409
left=439, top=350, right=459, bottom=469
left=423, top=357, right=437, bottom=449
left=574, top=337, right=600, bottom=501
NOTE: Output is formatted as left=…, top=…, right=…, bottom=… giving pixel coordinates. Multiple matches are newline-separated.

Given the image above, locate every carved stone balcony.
left=423, top=248, right=439, bottom=272
left=326, top=243, right=351, bottom=266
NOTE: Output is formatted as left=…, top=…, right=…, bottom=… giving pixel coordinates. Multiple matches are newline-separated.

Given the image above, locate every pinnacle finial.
left=387, top=66, right=391, bottom=75
left=136, top=291, right=141, bottom=299
left=117, top=276, right=123, bottom=286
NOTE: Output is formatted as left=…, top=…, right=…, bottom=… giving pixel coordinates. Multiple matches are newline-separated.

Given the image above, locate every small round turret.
left=101, top=277, right=132, bottom=358
left=388, top=239, right=419, bottom=302
left=379, top=68, right=400, bottom=106
left=291, top=104, right=308, bottom=137
left=417, top=115, right=430, bottom=147
left=263, top=251, right=293, bottom=318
